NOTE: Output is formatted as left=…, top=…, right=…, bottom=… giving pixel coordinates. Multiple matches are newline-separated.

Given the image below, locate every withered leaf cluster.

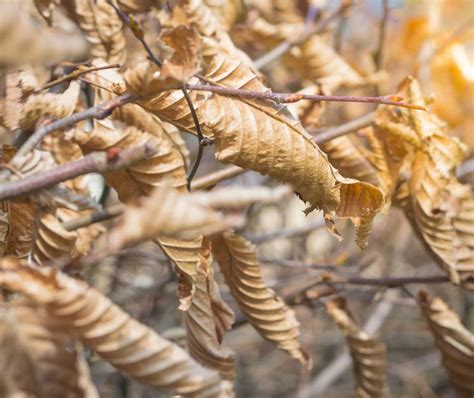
left=0, top=0, right=473, bottom=397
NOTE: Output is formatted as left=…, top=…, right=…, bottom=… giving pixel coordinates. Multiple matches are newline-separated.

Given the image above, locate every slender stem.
left=36, top=63, right=122, bottom=93
left=62, top=204, right=124, bottom=231
left=310, top=112, right=374, bottom=142
left=190, top=165, right=244, bottom=190
left=374, top=0, right=390, bottom=71
left=108, top=0, right=208, bottom=190
left=324, top=273, right=454, bottom=287
left=181, top=85, right=209, bottom=190
left=248, top=218, right=325, bottom=244
left=186, top=83, right=426, bottom=110
left=12, top=94, right=136, bottom=160
left=0, top=143, right=157, bottom=201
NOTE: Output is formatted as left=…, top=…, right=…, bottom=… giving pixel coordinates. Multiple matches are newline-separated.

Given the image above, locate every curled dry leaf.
left=374, top=77, right=474, bottom=286
left=125, top=28, right=384, bottom=247
left=158, top=25, right=203, bottom=90
left=108, top=184, right=291, bottom=250
left=0, top=146, right=38, bottom=259
left=107, top=184, right=229, bottom=249
left=199, top=51, right=383, bottom=247
left=287, top=85, right=379, bottom=187
left=0, top=257, right=232, bottom=397
left=32, top=209, right=78, bottom=265
left=74, top=0, right=126, bottom=64
left=203, top=0, right=245, bottom=31
left=184, top=239, right=236, bottom=380
left=326, top=298, right=386, bottom=398
left=0, top=298, right=98, bottom=398
left=211, top=231, right=308, bottom=364
left=1, top=66, right=39, bottom=130
left=18, top=81, right=81, bottom=131
left=418, top=290, right=474, bottom=397
left=0, top=0, right=88, bottom=66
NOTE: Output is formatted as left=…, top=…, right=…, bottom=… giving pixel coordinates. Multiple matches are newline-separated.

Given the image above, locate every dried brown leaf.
left=32, top=209, right=78, bottom=265
left=107, top=184, right=229, bottom=249
left=184, top=239, right=236, bottom=380
left=326, top=299, right=387, bottom=398
left=0, top=297, right=99, bottom=398
left=418, top=291, right=474, bottom=397
left=199, top=52, right=384, bottom=247
left=126, top=48, right=384, bottom=247
left=74, top=0, right=126, bottom=64
left=108, top=184, right=291, bottom=250
left=0, top=257, right=232, bottom=397
left=0, top=146, right=37, bottom=259
left=0, top=0, right=88, bottom=66
left=159, top=25, right=203, bottom=89
left=374, top=77, right=474, bottom=285
left=211, top=231, right=308, bottom=364
left=203, top=0, right=246, bottom=31
left=18, top=81, right=81, bottom=131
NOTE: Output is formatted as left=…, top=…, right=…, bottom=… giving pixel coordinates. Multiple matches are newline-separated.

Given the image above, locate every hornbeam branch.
left=322, top=273, right=456, bottom=287
left=186, top=83, right=426, bottom=110
left=36, top=63, right=122, bottom=93
left=13, top=93, right=137, bottom=160
left=0, top=143, right=157, bottom=201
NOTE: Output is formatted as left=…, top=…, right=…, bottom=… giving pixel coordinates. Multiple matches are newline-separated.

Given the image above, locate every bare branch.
left=374, top=0, right=390, bottom=71
left=0, top=143, right=157, bottom=201
left=186, top=83, right=426, bottom=110
left=36, top=63, right=122, bottom=93
left=13, top=93, right=136, bottom=160
left=309, top=112, right=374, bottom=142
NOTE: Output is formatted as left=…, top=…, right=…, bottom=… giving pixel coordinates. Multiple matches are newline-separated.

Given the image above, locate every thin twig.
left=374, top=0, right=390, bottom=71
left=254, top=1, right=353, bottom=70
left=62, top=204, right=124, bottom=231
left=108, top=0, right=209, bottom=190
left=36, top=63, right=122, bottom=93
left=324, top=273, right=454, bottom=287
left=186, top=83, right=426, bottom=110
left=247, top=218, right=325, bottom=244
left=190, top=165, right=244, bottom=190
left=310, top=112, right=374, bottom=142
left=0, top=143, right=157, bottom=201
left=12, top=93, right=136, bottom=160
left=180, top=86, right=211, bottom=190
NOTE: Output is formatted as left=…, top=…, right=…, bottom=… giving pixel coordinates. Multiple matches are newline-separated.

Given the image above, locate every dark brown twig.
left=36, top=63, right=122, bottom=93
left=374, top=0, right=390, bottom=71
left=323, top=273, right=454, bottom=287
left=186, top=83, right=426, bottom=110
left=108, top=0, right=209, bottom=190
left=0, top=143, right=157, bottom=201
